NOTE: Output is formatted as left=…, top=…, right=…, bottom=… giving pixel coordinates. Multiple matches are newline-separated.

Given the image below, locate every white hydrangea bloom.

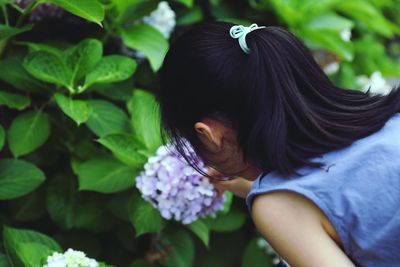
left=356, top=71, right=393, bottom=96
left=43, top=249, right=99, bottom=267
left=43, top=252, right=66, bottom=267
left=340, top=29, right=352, bottom=42
left=323, top=62, right=340, bottom=75
left=143, top=1, right=176, bottom=39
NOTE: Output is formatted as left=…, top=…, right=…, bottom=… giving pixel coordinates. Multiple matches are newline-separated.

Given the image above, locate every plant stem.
left=0, top=5, right=10, bottom=58
left=1, top=5, right=9, bottom=25
left=101, top=21, right=118, bottom=44
left=100, top=2, right=119, bottom=44
left=1, top=0, right=38, bottom=59
left=9, top=3, right=24, bottom=13
left=14, top=0, right=38, bottom=28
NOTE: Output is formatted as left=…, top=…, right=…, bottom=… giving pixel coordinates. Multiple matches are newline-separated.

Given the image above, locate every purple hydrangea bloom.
left=13, top=0, right=63, bottom=22
left=135, top=143, right=227, bottom=224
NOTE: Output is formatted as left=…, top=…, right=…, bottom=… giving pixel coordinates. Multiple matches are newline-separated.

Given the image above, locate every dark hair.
left=158, top=21, right=400, bottom=179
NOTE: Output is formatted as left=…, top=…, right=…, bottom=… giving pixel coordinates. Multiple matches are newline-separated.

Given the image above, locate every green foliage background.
left=0, top=0, right=399, bottom=266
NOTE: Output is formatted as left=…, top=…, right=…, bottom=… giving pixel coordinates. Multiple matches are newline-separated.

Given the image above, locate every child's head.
left=158, top=21, right=400, bottom=180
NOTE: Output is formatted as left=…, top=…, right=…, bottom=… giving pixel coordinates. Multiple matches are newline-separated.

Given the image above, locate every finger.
left=206, top=167, right=231, bottom=181
left=216, top=188, right=226, bottom=197
left=211, top=181, right=231, bottom=191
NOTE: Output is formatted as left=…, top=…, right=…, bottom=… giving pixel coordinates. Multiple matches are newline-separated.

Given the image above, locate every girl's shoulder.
left=246, top=112, right=400, bottom=266
left=247, top=113, right=400, bottom=215
left=248, top=112, right=400, bottom=206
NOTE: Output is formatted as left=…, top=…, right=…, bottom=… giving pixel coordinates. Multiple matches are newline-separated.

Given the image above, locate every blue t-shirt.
left=246, top=113, right=400, bottom=267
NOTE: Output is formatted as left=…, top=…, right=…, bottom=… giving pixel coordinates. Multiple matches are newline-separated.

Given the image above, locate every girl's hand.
left=207, top=168, right=253, bottom=198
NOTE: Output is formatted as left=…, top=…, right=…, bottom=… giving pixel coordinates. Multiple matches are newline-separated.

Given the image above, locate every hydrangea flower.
left=135, top=143, right=227, bottom=225
left=143, top=1, right=176, bottom=39
left=13, top=0, right=63, bottom=22
left=356, top=71, right=393, bottom=96
left=43, top=249, right=98, bottom=267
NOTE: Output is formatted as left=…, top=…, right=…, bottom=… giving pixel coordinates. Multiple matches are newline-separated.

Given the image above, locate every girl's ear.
left=194, top=121, right=222, bottom=151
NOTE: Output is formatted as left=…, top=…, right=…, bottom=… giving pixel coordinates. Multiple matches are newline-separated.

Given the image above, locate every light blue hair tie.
left=229, top=23, right=266, bottom=54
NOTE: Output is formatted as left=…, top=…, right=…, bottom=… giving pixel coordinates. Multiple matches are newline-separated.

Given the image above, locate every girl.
left=158, top=21, right=400, bottom=267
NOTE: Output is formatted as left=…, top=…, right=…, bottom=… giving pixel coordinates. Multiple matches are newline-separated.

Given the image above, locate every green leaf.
left=0, top=123, right=4, bottom=151
left=94, top=80, right=134, bottom=102
left=176, top=6, right=203, bottom=25
left=77, top=156, right=138, bottom=193
left=9, top=190, right=46, bottom=222
left=196, top=230, right=246, bottom=267
left=0, top=57, right=46, bottom=93
left=204, top=208, right=246, bottom=232
left=64, top=38, right=103, bottom=82
left=299, top=28, right=354, bottom=61
left=15, top=242, right=54, bottom=267
left=335, top=0, right=400, bottom=37
left=83, top=55, right=137, bottom=90
left=112, top=0, right=143, bottom=13
left=121, top=24, right=169, bottom=72
left=306, top=13, right=354, bottom=31
left=353, top=35, right=400, bottom=77
left=23, top=51, right=73, bottom=89
left=73, top=199, right=116, bottom=232
left=165, top=229, right=195, bottom=267
left=248, top=0, right=269, bottom=11
left=70, top=138, right=105, bottom=162
left=336, top=62, right=357, bottom=88
left=17, top=41, right=65, bottom=55
left=54, top=93, right=92, bottom=125
left=46, top=175, right=77, bottom=229
left=0, top=91, right=30, bottom=110
left=47, top=176, right=116, bottom=231
left=117, top=0, right=159, bottom=25
left=106, top=191, right=131, bottom=221
left=129, top=193, right=166, bottom=236
left=97, top=133, right=148, bottom=167
left=0, top=24, right=32, bottom=40
left=44, top=0, right=105, bottom=26
left=7, top=110, right=50, bottom=157
left=0, top=253, right=10, bottom=267
left=174, top=0, right=193, bottom=8
left=130, top=259, right=153, bottom=267
left=0, top=0, right=11, bottom=6
left=85, top=99, right=131, bottom=137
left=268, top=0, right=300, bottom=26
left=186, top=220, right=210, bottom=248
left=127, top=89, right=162, bottom=153
left=113, top=0, right=142, bottom=12
left=241, top=238, right=274, bottom=267
left=0, top=159, right=45, bottom=200
left=3, top=226, right=61, bottom=267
